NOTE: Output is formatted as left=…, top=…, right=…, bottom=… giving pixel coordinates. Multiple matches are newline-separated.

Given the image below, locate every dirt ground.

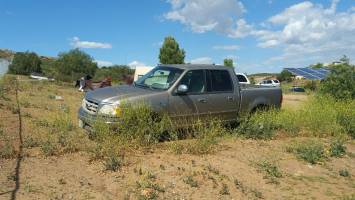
left=0, top=78, right=354, bottom=200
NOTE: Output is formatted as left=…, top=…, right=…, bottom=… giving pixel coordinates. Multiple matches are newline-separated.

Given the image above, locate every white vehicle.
left=30, top=73, right=55, bottom=81
left=257, top=79, right=280, bottom=87
left=235, top=73, right=250, bottom=84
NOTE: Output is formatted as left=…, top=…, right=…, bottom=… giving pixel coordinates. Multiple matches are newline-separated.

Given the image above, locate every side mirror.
left=177, top=84, right=188, bottom=94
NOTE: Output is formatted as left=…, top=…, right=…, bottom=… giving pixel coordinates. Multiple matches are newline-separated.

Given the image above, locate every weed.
left=257, top=160, right=282, bottom=184
left=339, top=169, right=350, bottom=177
left=169, top=119, right=227, bottom=155
left=40, top=140, right=57, bottom=156
left=288, top=140, right=325, bottom=164
left=219, top=183, right=230, bottom=195
left=183, top=175, right=198, bottom=188
left=250, top=188, right=263, bottom=199
left=236, top=110, right=278, bottom=139
left=159, top=164, right=165, bottom=170
left=58, top=178, right=67, bottom=185
left=23, top=136, right=39, bottom=148
left=329, top=137, right=347, bottom=157
left=104, top=154, right=123, bottom=172
left=341, top=194, right=355, bottom=200
left=0, top=130, right=16, bottom=159
left=206, top=164, right=220, bottom=175
left=135, top=170, right=165, bottom=200
left=234, top=179, right=247, bottom=194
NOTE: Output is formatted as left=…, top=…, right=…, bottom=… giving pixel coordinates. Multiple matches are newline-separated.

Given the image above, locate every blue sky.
left=1, top=0, right=354, bottom=73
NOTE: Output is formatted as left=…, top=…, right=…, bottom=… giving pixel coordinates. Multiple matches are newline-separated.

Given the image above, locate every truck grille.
left=83, top=99, right=99, bottom=114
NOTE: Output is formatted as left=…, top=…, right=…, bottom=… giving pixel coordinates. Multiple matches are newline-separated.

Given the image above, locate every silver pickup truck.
left=78, top=64, right=282, bottom=128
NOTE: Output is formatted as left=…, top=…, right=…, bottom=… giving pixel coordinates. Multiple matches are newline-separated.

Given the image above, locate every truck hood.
left=85, top=85, right=163, bottom=104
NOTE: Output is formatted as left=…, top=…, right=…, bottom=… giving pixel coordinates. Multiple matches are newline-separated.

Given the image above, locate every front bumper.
left=78, top=107, right=119, bottom=130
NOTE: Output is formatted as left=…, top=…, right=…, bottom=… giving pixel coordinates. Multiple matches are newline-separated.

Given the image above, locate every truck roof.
left=158, top=64, right=232, bottom=70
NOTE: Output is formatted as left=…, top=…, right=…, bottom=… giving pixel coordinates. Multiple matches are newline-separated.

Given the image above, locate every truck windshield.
left=135, top=66, right=183, bottom=90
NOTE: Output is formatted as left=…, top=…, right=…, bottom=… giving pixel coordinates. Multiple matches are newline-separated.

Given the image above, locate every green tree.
left=310, top=63, right=324, bottom=69
left=94, top=65, right=134, bottom=82
left=320, top=63, right=355, bottom=99
left=40, top=58, right=56, bottom=78
left=223, top=59, right=234, bottom=67
left=340, top=55, right=350, bottom=64
left=277, top=69, right=293, bottom=82
left=54, top=49, right=97, bottom=81
left=159, top=36, right=185, bottom=64
left=8, top=51, right=41, bottom=75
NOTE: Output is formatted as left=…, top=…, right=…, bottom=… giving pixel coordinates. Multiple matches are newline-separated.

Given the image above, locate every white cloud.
left=190, top=57, right=213, bottom=64
left=164, top=0, right=249, bottom=37
left=95, top=60, right=113, bottom=67
left=213, top=45, right=240, bottom=50
left=70, top=37, right=112, bottom=49
left=253, top=0, right=355, bottom=66
left=128, top=61, right=153, bottom=69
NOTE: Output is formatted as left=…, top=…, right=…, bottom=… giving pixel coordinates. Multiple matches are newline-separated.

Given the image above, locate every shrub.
left=220, top=183, right=230, bottom=195
left=23, top=136, right=40, bottom=148
left=104, top=154, right=123, bottom=172
left=256, top=160, right=282, bottom=184
left=54, top=48, right=97, bottom=82
left=329, top=137, right=347, bottom=157
left=320, top=64, right=355, bottom=100
left=236, top=110, right=279, bottom=139
left=288, top=140, right=325, bottom=164
left=277, top=70, right=293, bottom=82
left=304, top=80, right=319, bottom=91
left=183, top=175, right=198, bottom=187
left=0, top=129, right=16, bottom=159
left=40, top=140, right=57, bottom=157
left=169, top=119, right=227, bottom=154
left=7, top=51, right=42, bottom=75
left=339, top=169, right=350, bottom=177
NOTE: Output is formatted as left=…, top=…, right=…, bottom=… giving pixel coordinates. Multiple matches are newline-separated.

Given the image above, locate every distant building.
left=0, top=58, right=10, bottom=76
left=134, top=66, right=153, bottom=81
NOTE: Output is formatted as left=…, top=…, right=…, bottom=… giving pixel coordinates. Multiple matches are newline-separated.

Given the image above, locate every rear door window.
left=236, top=74, right=248, bottom=83
left=207, top=70, right=233, bottom=92
left=178, top=70, right=206, bottom=94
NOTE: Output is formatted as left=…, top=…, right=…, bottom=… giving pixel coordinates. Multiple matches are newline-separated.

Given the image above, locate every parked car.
left=235, top=73, right=250, bottom=84
left=30, top=73, right=55, bottom=81
left=78, top=64, right=282, bottom=129
left=289, top=86, right=305, bottom=92
left=257, top=79, right=280, bottom=87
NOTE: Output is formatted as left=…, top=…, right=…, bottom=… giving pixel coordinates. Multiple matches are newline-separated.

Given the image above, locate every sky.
left=1, top=0, right=354, bottom=74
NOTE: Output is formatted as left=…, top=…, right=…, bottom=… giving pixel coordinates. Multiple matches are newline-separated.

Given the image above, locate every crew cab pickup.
left=78, top=64, right=282, bottom=128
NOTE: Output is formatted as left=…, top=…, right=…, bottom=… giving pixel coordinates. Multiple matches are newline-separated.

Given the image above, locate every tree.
left=310, top=63, right=324, bottom=69
left=277, top=69, right=293, bottom=82
left=340, top=55, right=350, bottom=64
left=54, top=49, right=97, bottom=81
left=159, top=36, right=185, bottom=64
left=320, top=63, right=355, bottom=99
left=8, top=51, right=41, bottom=75
left=94, top=65, right=134, bottom=82
left=223, top=59, right=234, bottom=67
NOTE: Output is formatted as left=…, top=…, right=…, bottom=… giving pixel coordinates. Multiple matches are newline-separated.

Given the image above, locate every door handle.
left=198, top=98, right=207, bottom=103
left=227, top=96, right=234, bottom=101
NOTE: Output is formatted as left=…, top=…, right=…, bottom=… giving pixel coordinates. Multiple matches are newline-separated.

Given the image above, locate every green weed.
left=256, top=160, right=282, bottom=184
left=329, top=137, right=347, bottom=157
left=104, top=154, right=123, bottom=172
left=339, top=169, right=350, bottom=177
left=183, top=175, right=198, bottom=188
left=288, top=140, right=325, bottom=164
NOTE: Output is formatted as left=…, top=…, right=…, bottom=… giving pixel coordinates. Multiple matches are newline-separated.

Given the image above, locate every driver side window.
left=178, top=70, right=205, bottom=94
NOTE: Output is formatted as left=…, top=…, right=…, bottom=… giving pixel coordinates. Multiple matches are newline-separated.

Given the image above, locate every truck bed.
left=239, top=84, right=282, bottom=113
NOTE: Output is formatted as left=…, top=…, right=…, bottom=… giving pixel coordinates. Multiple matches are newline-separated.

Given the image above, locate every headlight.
left=98, top=103, right=121, bottom=116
